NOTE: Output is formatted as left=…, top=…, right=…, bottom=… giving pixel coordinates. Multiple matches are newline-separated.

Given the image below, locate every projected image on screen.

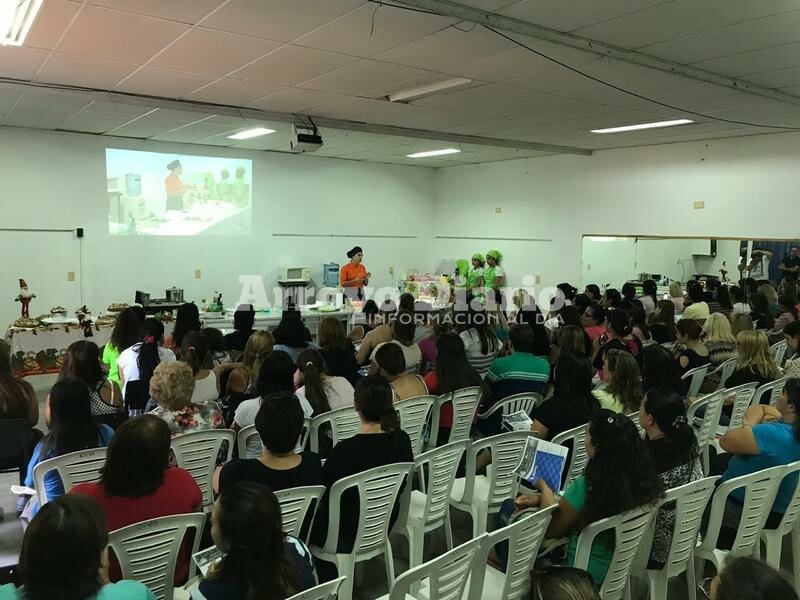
left=106, top=148, right=252, bottom=236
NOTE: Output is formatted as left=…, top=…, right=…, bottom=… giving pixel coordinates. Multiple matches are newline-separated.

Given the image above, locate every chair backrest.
left=753, top=377, right=788, bottom=408
left=396, top=395, right=435, bottom=456
left=573, top=505, right=655, bottom=600
left=657, top=477, right=720, bottom=578
left=434, top=386, right=482, bottom=445
left=275, top=485, right=326, bottom=539
left=461, top=431, right=530, bottom=508
left=700, top=465, right=785, bottom=558
left=551, top=423, right=588, bottom=486
left=687, top=390, right=726, bottom=454
left=170, top=429, right=235, bottom=510
left=32, top=447, right=107, bottom=506
left=725, top=382, right=759, bottom=430
left=0, top=419, right=33, bottom=463
left=236, top=424, right=261, bottom=459
left=773, top=461, right=800, bottom=536
left=709, top=357, right=738, bottom=391
left=413, top=441, right=467, bottom=527
left=388, top=536, right=485, bottom=600
left=308, top=407, right=361, bottom=453
left=491, top=392, right=543, bottom=417
left=108, top=512, right=206, bottom=600
left=660, top=341, right=676, bottom=352
left=626, top=412, right=645, bottom=438
left=321, top=462, right=413, bottom=558
left=681, top=364, right=710, bottom=397
left=471, top=506, right=556, bottom=600
left=287, top=576, right=346, bottom=600
left=771, top=340, right=788, bottom=366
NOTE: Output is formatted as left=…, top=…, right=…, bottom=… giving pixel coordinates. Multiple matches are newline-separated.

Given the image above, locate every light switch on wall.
left=67, top=271, right=75, bottom=282
left=388, top=266, right=394, bottom=275
left=195, top=269, right=202, bottom=279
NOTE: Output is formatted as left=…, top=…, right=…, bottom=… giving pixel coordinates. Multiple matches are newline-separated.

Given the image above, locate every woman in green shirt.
left=101, top=307, right=142, bottom=386
left=483, top=249, right=506, bottom=305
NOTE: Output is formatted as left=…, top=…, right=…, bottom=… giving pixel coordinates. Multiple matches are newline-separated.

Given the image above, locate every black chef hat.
left=347, top=246, right=363, bottom=259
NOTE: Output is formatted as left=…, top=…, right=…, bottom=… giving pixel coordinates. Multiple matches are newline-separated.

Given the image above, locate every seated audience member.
left=641, top=345, right=684, bottom=395
left=70, top=415, right=202, bottom=584
left=202, top=327, right=231, bottom=366
left=179, top=332, right=221, bottom=403
left=557, top=282, right=577, bottom=306
left=668, top=281, right=685, bottom=312
left=730, top=285, right=750, bottom=316
left=620, top=282, right=643, bottom=311
left=369, top=310, right=422, bottom=374
left=273, top=313, right=318, bottom=364
left=783, top=321, right=800, bottom=379
left=674, top=319, right=711, bottom=376
left=530, top=567, right=599, bottom=600
left=554, top=324, right=592, bottom=361
left=628, top=306, right=651, bottom=343
left=706, top=556, right=798, bottom=600
left=317, top=317, right=360, bottom=385
left=117, top=318, right=175, bottom=399
left=219, top=392, right=322, bottom=494
left=593, top=349, right=642, bottom=414
left=749, top=292, right=775, bottom=331
left=726, top=330, right=780, bottom=389
left=481, top=325, right=549, bottom=434
left=682, top=282, right=710, bottom=322
left=703, top=313, right=738, bottom=367
left=223, top=304, right=256, bottom=352
left=347, top=298, right=382, bottom=342
left=650, top=300, right=678, bottom=344
left=0, top=495, right=153, bottom=600
left=0, top=342, right=39, bottom=484
left=165, top=302, right=202, bottom=351
left=584, top=284, right=601, bottom=302
left=60, top=340, right=122, bottom=416
left=512, top=410, right=663, bottom=586
left=572, top=293, right=591, bottom=318
left=547, top=304, right=581, bottom=332
left=224, top=330, right=273, bottom=396
left=354, top=300, right=395, bottom=363
left=24, top=378, right=114, bottom=517
left=417, top=321, right=449, bottom=374
left=716, top=379, right=800, bottom=549
left=601, top=288, right=621, bottom=309
left=532, top=351, right=599, bottom=441
left=592, top=309, right=642, bottom=377
left=148, top=361, right=223, bottom=436
left=189, top=482, right=315, bottom=600
left=639, top=387, right=703, bottom=568
left=640, top=279, right=658, bottom=316
left=772, top=294, right=798, bottom=332
left=233, top=351, right=296, bottom=430
left=455, top=305, right=500, bottom=375
left=714, top=285, right=734, bottom=318
left=295, top=349, right=354, bottom=414
left=424, top=333, right=490, bottom=445
left=310, top=377, right=413, bottom=553
left=758, top=283, right=780, bottom=315
left=373, top=343, right=427, bottom=403
left=731, top=313, right=755, bottom=336
left=581, top=302, right=607, bottom=342
left=101, top=306, right=142, bottom=386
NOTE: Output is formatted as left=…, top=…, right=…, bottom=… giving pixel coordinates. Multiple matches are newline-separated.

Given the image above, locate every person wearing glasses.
left=698, top=556, right=797, bottom=600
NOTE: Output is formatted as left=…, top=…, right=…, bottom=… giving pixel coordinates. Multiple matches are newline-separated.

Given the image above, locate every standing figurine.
left=15, top=278, right=36, bottom=318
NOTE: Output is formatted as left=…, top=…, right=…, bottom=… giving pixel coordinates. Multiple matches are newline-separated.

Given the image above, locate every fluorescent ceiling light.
left=227, top=127, right=275, bottom=140
left=407, top=148, right=461, bottom=158
left=590, top=119, right=694, bottom=134
left=0, top=0, right=44, bottom=46
left=388, top=77, right=472, bottom=102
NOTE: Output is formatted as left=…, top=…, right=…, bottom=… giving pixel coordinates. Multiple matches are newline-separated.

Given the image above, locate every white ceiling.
left=0, top=0, right=799, bottom=167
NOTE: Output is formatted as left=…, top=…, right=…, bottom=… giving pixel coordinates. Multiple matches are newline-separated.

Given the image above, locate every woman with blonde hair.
left=703, top=313, right=737, bottom=366
left=224, top=330, right=274, bottom=395
left=592, top=349, right=642, bottom=414
left=757, top=283, right=780, bottom=315
left=725, top=330, right=780, bottom=389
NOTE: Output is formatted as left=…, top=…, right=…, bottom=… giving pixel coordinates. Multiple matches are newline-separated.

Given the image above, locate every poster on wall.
left=106, top=148, right=253, bottom=236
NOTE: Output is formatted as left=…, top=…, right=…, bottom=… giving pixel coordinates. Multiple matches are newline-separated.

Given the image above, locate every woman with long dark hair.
left=374, top=342, right=427, bottom=402
left=165, top=302, right=201, bottom=351
left=773, top=294, right=799, bottom=333
left=750, top=292, right=775, bottom=330
left=592, top=309, right=641, bottom=377
left=456, top=304, right=500, bottom=375
left=674, top=318, right=710, bottom=376
left=102, top=306, right=143, bottom=386
left=317, top=316, right=360, bottom=385
left=709, top=556, right=798, bottom=600
left=639, top=387, right=702, bottom=568
left=273, top=313, right=317, bottom=364
left=295, top=348, right=354, bottom=415
left=628, top=306, right=651, bottom=343
left=514, top=410, right=664, bottom=585
left=640, top=279, right=658, bottom=315
left=116, top=318, right=175, bottom=399
left=178, top=331, right=221, bottom=403
left=0, top=341, right=37, bottom=424
left=232, top=351, right=296, bottom=431
left=60, top=340, right=122, bottom=415
left=641, top=345, right=684, bottom=394
left=192, top=481, right=315, bottom=599
left=24, top=378, right=114, bottom=517
left=368, top=310, right=422, bottom=374
left=650, top=300, right=677, bottom=344
left=223, top=304, right=257, bottom=352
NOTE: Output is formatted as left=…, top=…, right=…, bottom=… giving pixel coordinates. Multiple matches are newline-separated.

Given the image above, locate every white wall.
left=434, top=131, right=800, bottom=294
left=0, top=128, right=436, bottom=327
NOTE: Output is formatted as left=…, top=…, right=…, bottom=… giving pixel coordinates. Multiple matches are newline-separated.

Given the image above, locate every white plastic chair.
left=476, top=392, right=543, bottom=424
left=236, top=424, right=261, bottom=459
left=377, top=535, right=485, bottom=600
left=309, top=462, right=414, bottom=600
left=428, top=386, right=482, bottom=449
left=681, top=364, right=710, bottom=398
left=170, top=429, right=235, bottom=511
left=108, top=513, right=206, bottom=600
left=275, top=485, right=325, bottom=541
left=469, top=506, right=556, bottom=600
left=752, top=377, right=788, bottom=408
left=397, top=441, right=466, bottom=568
left=551, top=423, right=588, bottom=487
left=626, top=411, right=645, bottom=438
left=686, top=390, right=725, bottom=475
left=450, top=431, right=530, bottom=537
left=32, top=447, right=107, bottom=506
left=573, top=505, right=655, bottom=600
left=308, top=406, right=361, bottom=453
left=760, top=461, right=800, bottom=591
left=695, top=465, right=785, bottom=578
left=706, top=358, right=737, bottom=391
left=395, top=395, right=435, bottom=456
left=660, top=342, right=676, bottom=352
left=724, top=382, right=759, bottom=431
left=287, top=576, right=346, bottom=600
left=771, top=340, right=788, bottom=366
left=631, top=476, right=719, bottom=600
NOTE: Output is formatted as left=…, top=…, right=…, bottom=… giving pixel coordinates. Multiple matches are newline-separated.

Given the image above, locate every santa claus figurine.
left=15, top=279, right=36, bottom=318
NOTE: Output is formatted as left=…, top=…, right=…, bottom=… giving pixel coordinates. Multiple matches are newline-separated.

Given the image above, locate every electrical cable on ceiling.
left=366, top=0, right=800, bottom=131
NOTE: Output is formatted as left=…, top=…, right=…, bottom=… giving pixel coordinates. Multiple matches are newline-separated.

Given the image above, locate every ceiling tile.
left=693, top=42, right=800, bottom=78
left=61, top=110, right=148, bottom=133
left=356, top=103, right=451, bottom=127
left=115, top=67, right=215, bottom=98
left=150, top=28, right=281, bottom=77
left=412, top=83, right=539, bottom=115
left=445, top=118, right=531, bottom=135
left=498, top=0, right=671, bottom=33
left=399, top=111, right=476, bottom=132
left=149, top=121, right=243, bottom=142
left=311, top=97, right=394, bottom=120
left=0, top=46, right=50, bottom=80
left=4, top=90, right=92, bottom=127
left=744, top=66, right=800, bottom=88
left=295, top=3, right=456, bottom=58
left=0, top=88, right=23, bottom=117
left=36, top=52, right=138, bottom=89
left=298, top=59, right=430, bottom=95
left=58, top=5, right=190, bottom=63
left=105, top=111, right=207, bottom=137
left=234, top=45, right=358, bottom=86
left=444, top=47, right=561, bottom=82
left=87, top=0, right=226, bottom=23
left=202, top=0, right=364, bottom=42
left=247, top=88, right=345, bottom=112
left=24, top=0, right=82, bottom=50
left=186, top=78, right=286, bottom=106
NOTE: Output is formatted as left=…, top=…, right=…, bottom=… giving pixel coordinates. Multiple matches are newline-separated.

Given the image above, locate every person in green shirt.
left=454, top=258, right=470, bottom=288
left=101, top=307, right=143, bottom=386
left=467, top=253, right=485, bottom=290
left=483, top=249, right=506, bottom=307
left=511, top=410, right=664, bottom=586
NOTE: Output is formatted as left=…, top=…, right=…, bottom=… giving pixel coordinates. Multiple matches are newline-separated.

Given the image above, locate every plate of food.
left=95, top=314, right=117, bottom=327
left=13, top=316, right=39, bottom=328
left=50, top=305, right=68, bottom=316
left=107, top=302, right=129, bottom=313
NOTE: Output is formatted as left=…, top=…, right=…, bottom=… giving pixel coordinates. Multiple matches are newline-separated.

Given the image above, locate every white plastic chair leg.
left=444, top=510, right=454, bottom=550
left=384, top=541, right=396, bottom=588
left=471, top=502, right=488, bottom=538
left=405, top=525, right=424, bottom=569
left=762, top=529, right=782, bottom=568
left=646, top=568, right=667, bottom=600
left=792, top=526, right=800, bottom=592
left=685, top=556, right=697, bottom=600
left=334, top=554, right=355, bottom=600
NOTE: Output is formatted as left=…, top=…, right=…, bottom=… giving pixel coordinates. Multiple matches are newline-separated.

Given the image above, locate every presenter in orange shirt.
left=340, top=246, right=370, bottom=300
left=165, top=159, right=185, bottom=210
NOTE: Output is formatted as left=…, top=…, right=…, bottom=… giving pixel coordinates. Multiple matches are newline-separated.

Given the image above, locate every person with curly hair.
left=593, top=349, right=642, bottom=414
left=148, top=361, right=223, bottom=436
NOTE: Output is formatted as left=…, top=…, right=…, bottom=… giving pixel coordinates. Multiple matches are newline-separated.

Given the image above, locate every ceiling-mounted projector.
left=290, top=122, right=323, bottom=153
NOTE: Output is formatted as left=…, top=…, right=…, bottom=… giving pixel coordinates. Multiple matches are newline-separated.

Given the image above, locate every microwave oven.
left=281, top=266, right=311, bottom=283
